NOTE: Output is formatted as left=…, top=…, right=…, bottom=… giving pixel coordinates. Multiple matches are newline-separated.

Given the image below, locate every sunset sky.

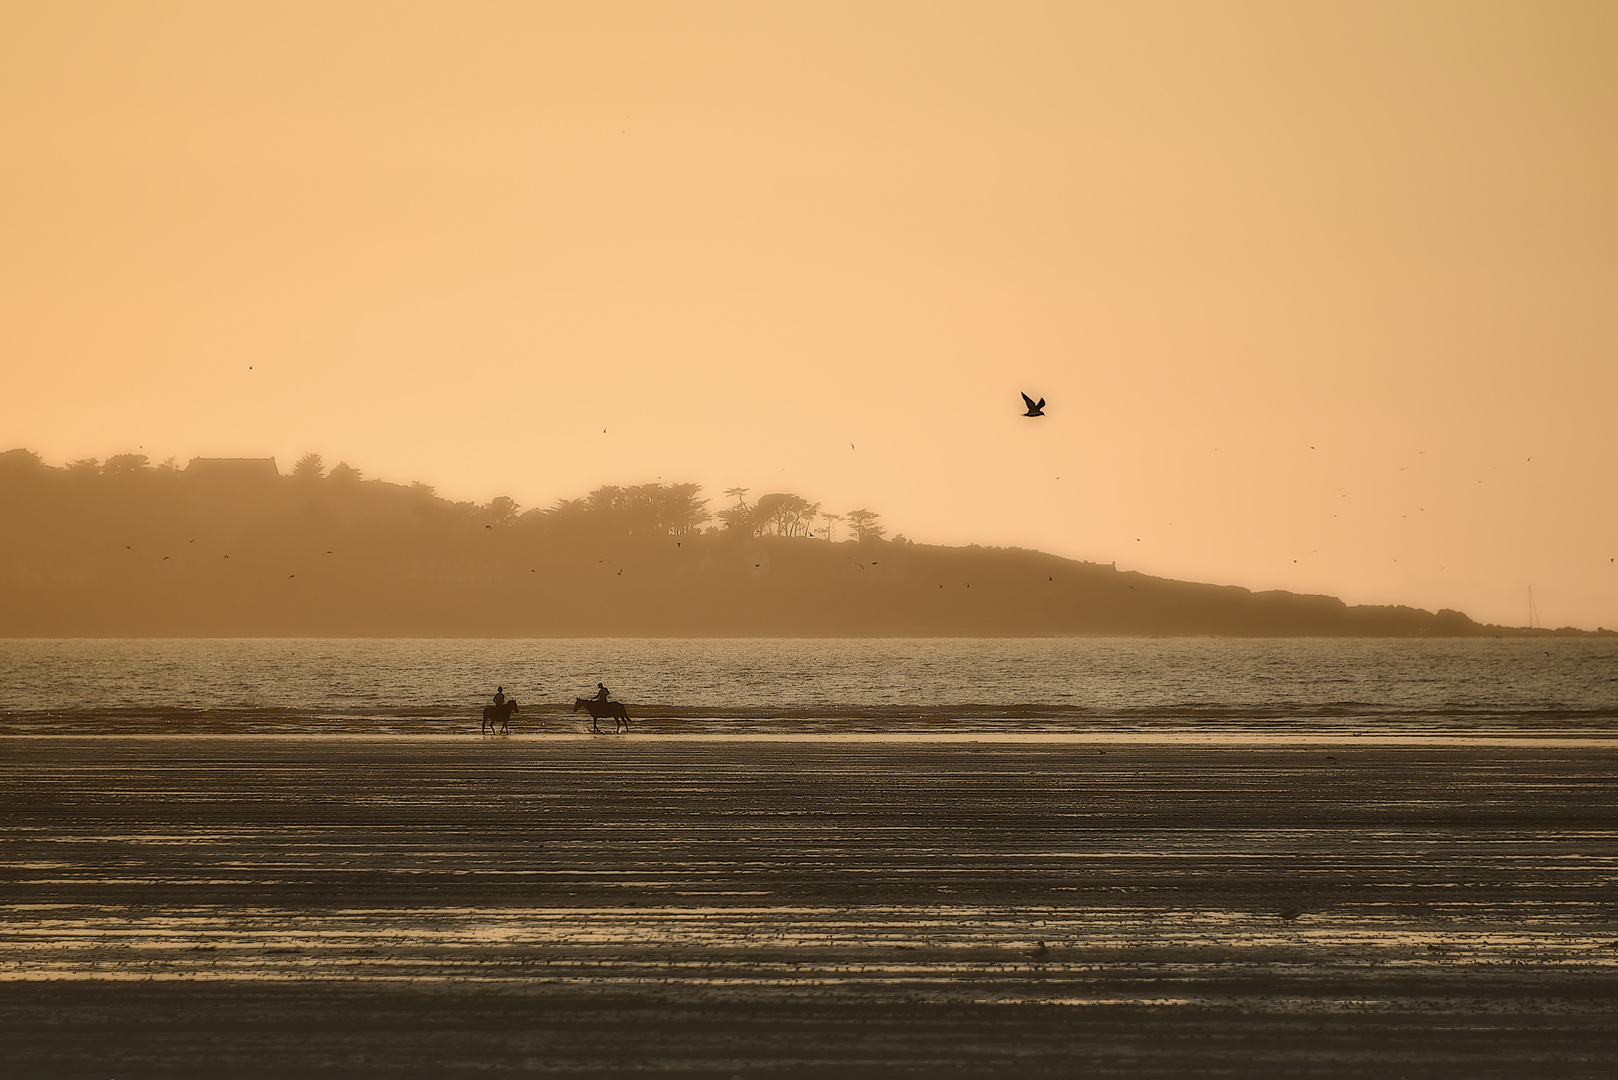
left=3, top=1, right=1614, bottom=630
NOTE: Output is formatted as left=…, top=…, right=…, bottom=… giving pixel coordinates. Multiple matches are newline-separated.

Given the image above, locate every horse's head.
left=572, top=698, right=582, bottom=712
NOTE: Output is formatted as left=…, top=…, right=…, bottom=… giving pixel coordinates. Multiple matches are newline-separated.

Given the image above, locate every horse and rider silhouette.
left=575, top=681, right=631, bottom=733
left=482, top=683, right=630, bottom=734
left=574, top=697, right=631, bottom=733
left=482, top=685, right=519, bottom=734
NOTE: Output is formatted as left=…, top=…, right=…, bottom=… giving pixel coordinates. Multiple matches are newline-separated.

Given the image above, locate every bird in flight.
left=1021, top=393, right=1045, bottom=417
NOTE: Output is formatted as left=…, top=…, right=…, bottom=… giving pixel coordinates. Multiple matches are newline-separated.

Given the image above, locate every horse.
left=482, top=698, right=519, bottom=734
left=573, top=697, right=631, bottom=734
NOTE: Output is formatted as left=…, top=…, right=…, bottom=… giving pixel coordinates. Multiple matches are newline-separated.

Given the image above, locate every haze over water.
left=3, top=638, right=1612, bottom=736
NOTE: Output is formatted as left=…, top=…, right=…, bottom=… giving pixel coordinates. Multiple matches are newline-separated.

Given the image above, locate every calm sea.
left=1, top=638, right=1614, bottom=736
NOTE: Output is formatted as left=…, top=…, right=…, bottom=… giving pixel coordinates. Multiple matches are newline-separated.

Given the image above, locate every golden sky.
left=3, top=1, right=1615, bottom=629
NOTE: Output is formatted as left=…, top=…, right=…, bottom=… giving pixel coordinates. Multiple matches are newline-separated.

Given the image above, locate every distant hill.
left=1, top=448, right=1603, bottom=638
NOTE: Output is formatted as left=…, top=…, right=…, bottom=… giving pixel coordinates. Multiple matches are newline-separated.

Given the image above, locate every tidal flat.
left=3, top=736, right=1616, bottom=1077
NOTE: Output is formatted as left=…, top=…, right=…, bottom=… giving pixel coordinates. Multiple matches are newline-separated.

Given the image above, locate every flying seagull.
left=1021, top=393, right=1045, bottom=417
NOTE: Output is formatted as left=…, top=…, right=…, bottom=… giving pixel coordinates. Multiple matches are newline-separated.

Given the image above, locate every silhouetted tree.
left=755, top=493, right=819, bottom=537
left=103, top=454, right=149, bottom=476
left=723, top=487, right=749, bottom=508
left=487, top=496, right=520, bottom=525
left=845, top=508, right=885, bottom=541
left=0, top=449, right=45, bottom=473
left=549, top=497, right=588, bottom=517
left=293, top=453, right=325, bottom=481
left=552, top=483, right=713, bottom=537
left=658, top=483, right=711, bottom=536
left=717, top=504, right=756, bottom=531
left=586, top=485, right=623, bottom=514
left=819, top=512, right=843, bottom=542
left=66, top=458, right=100, bottom=475
left=328, top=461, right=362, bottom=483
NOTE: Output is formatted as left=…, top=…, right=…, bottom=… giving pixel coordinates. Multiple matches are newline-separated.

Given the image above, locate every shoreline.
left=2, top=730, right=1617, bottom=746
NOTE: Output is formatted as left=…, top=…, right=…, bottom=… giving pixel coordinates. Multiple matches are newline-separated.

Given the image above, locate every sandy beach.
left=3, top=735, right=1616, bottom=1076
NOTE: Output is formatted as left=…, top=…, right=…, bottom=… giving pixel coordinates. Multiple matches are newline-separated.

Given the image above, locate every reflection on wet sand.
left=3, top=738, right=1616, bottom=1076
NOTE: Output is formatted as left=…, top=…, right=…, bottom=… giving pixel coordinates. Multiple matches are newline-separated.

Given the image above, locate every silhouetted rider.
left=595, top=683, right=610, bottom=702
left=493, top=686, right=506, bottom=707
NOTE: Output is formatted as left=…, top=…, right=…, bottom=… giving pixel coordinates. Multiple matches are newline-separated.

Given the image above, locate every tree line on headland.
left=0, top=448, right=1602, bottom=637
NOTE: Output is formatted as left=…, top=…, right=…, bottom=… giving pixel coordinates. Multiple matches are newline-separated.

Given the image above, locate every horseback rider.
left=483, top=686, right=517, bottom=734
left=574, top=684, right=629, bottom=734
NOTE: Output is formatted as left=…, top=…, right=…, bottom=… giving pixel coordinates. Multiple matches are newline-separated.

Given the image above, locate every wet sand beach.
left=3, top=735, right=1617, bottom=1077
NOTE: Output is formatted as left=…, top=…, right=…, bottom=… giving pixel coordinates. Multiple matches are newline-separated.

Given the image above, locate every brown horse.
left=482, top=698, right=519, bottom=734
left=573, top=697, right=630, bottom=734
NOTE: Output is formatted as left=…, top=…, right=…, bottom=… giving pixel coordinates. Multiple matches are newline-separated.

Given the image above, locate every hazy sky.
left=3, top=1, right=1615, bottom=629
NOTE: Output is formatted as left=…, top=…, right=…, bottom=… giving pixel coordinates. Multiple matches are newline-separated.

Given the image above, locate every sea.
left=1, top=637, right=1614, bottom=737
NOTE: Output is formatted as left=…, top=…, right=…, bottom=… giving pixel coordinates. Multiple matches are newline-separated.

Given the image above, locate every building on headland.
left=184, top=457, right=280, bottom=482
